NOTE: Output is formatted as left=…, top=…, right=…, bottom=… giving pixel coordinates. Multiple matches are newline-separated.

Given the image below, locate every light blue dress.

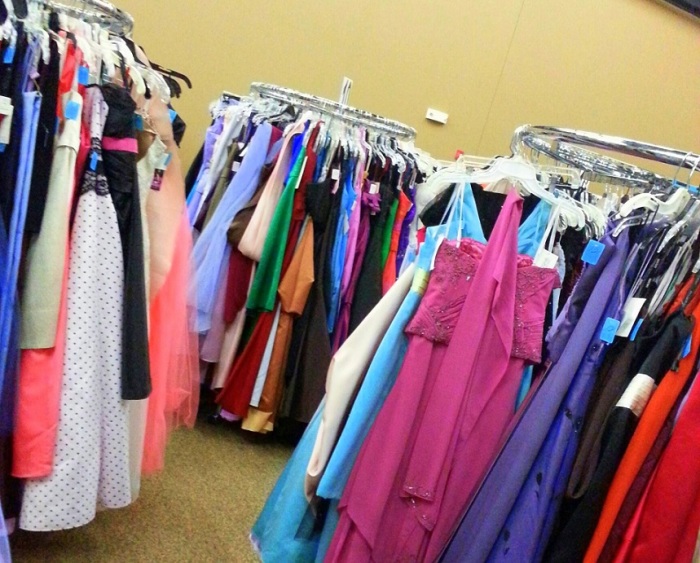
left=252, top=185, right=552, bottom=562
left=192, top=123, right=272, bottom=333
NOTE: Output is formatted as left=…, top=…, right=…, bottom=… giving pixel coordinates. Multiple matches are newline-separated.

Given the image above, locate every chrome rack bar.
left=250, top=82, right=417, bottom=140
left=512, top=125, right=700, bottom=190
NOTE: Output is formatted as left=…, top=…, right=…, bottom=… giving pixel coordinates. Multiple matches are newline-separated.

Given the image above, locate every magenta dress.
left=325, top=191, right=559, bottom=562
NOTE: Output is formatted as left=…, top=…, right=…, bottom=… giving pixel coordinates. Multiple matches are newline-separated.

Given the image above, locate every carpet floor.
left=10, top=420, right=293, bottom=562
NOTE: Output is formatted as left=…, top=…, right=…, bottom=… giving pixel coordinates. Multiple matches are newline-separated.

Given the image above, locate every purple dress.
left=326, top=192, right=560, bottom=562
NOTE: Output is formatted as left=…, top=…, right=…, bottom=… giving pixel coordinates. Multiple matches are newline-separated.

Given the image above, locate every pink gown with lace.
left=326, top=192, right=560, bottom=562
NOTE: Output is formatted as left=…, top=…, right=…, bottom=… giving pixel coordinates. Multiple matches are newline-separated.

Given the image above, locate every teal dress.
left=251, top=185, right=551, bottom=562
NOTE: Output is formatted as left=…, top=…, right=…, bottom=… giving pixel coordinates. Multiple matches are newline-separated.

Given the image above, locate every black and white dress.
left=20, top=87, right=132, bottom=531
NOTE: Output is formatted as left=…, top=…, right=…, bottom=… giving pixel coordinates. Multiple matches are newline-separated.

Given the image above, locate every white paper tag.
left=430, top=235, right=445, bottom=271
left=370, top=182, right=380, bottom=195
left=616, top=373, right=656, bottom=417
left=0, top=95, right=13, bottom=145
left=331, top=168, right=340, bottom=181
left=231, top=160, right=241, bottom=172
left=343, top=214, right=350, bottom=234
left=534, top=248, right=559, bottom=269
left=616, top=297, right=646, bottom=337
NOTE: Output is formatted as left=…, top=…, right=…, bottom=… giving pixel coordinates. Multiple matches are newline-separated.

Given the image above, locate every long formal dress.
left=327, top=191, right=559, bottom=562
left=20, top=88, right=132, bottom=531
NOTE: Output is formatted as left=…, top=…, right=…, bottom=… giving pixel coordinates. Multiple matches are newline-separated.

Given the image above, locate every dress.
left=20, top=89, right=132, bottom=531
left=442, top=230, right=628, bottom=563
left=327, top=192, right=559, bottom=562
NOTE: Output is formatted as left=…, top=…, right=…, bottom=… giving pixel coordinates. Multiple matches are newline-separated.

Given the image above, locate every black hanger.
left=149, top=62, right=192, bottom=89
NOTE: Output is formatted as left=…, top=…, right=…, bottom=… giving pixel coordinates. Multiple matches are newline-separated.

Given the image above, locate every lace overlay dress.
left=20, top=89, right=132, bottom=531
left=326, top=192, right=560, bottom=562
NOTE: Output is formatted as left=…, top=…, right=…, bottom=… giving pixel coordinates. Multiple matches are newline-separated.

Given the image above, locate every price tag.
left=369, top=182, right=380, bottom=194
left=156, top=152, right=171, bottom=171
left=630, top=318, right=644, bottom=341
left=430, top=234, right=446, bottom=271
left=168, top=108, right=177, bottom=123
left=151, top=169, right=164, bottom=191
left=534, top=248, right=559, bottom=269
left=681, top=336, right=692, bottom=359
left=64, top=100, right=80, bottom=121
left=89, top=151, right=98, bottom=171
left=616, top=297, right=646, bottom=337
left=78, top=65, right=90, bottom=86
left=331, top=168, right=340, bottom=181
left=582, top=239, right=605, bottom=265
left=3, top=45, right=15, bottom=65
left=231, top=160, right=241, bottom=173
left=0, top=96, right=13, bottom=145
left=600, top=317, right=620, bottom=344
left=134, top=114, right=144, bottom=131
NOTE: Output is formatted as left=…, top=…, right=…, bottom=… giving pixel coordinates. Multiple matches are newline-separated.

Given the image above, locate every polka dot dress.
left=19, top=90, right=132, bottom=531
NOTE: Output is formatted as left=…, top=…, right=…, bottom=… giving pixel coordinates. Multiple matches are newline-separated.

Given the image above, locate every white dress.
left=20, top=89, right=132, bottom=531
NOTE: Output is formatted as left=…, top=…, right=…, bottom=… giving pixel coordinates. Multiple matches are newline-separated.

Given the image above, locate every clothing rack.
left=250, top=82, right=417, bottom=140
left=37, top=0, right=134, bottom=36
left=512, top=125, right=700, bottom=190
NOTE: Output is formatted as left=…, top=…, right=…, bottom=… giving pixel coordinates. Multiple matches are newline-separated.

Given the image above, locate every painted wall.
left=119, top=0, right=700, bottom=176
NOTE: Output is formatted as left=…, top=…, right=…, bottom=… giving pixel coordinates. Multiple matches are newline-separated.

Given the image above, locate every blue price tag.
left=582, top=239, right=605, bottom=265
left=3, top=45, right=15, bottom=65
left=630, top=318, right=644, bottom=341
left=0, top=143, right=6, bottom=153
left=168, top=108, right=177, bottom=123
left=163, top=153, right=172, bottom=167
left=64, top=100, right=80, bottom=121
left=600, top=317, right=620, bottom=344
left=681, top=336, right=692, bottom=359
left=78, top=65, right=90, bottom=86
left=134, top=114, right=143, bottom=130
left=89, top=151, right=98, bottom=171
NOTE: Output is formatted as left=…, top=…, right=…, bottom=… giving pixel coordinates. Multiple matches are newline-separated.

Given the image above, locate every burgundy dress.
left=326, top=192, right=559, bottom=562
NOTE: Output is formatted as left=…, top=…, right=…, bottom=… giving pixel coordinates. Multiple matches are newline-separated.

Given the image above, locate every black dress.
left=100, top=84, right=150, bottom=400
left=280, top=177, right=334, bottom=423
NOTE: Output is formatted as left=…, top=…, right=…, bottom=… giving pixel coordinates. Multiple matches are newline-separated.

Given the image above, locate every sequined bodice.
left=405, top=241, right=560, bottom=363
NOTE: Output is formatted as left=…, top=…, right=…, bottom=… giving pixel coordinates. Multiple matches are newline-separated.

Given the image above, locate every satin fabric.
left=442, top=231, right=626, bottom=562
left=328, top=192, right=560, bottom=562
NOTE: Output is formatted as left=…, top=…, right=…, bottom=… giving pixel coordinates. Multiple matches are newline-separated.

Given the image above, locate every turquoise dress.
left=251, top=185, right=551, bottom=562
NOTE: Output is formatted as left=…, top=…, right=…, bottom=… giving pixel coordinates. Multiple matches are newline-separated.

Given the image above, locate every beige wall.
left=119, top=0, right=700, bottom=175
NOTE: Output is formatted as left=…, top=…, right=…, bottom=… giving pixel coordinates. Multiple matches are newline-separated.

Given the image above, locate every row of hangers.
left=0, top=0, right=192, bottom=99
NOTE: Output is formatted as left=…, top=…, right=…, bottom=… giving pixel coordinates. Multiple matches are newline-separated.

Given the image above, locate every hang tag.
left=534, top=248, right=559, bottom=269
left=64, top=100, right=80, bottom=121
left=600, top=317, right=620, bottom=344
left=156, top=152, right=171, bottom=171
left=151, top=169, right=164, bottom=191
left=168, top=108, right=177, bottom=123
left=78, top=65, right=90, bottom=86
left=89, top=151, right=98, bottom=171
left=331, top=168, right=340, bottom=181
left=134, top=114, right=144, bottom=131
left=582, top=239, right=605, bottom=265
left=3, top=45, right=15, bottom=65
left=681, top=336, right=692, bottom=359
left=430, top=235, right=446, bottom=271
left=231, top=160, right=241, bottom=173
left=0, top=96, right=13, bottom=145
left=343, top=214, right=350, bottom=234
left=630, top=318, right=644, bottom=341
left=616, top=297, right=646, bottom=337
left=369, top=182, right=380, bottom=195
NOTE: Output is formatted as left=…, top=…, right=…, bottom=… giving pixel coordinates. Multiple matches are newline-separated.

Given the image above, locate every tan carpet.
left=10, top=421, right=293, bottom=562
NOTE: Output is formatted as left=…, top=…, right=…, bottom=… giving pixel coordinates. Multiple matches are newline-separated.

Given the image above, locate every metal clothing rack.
left=512, top=125, right=700, bottom=190
left=38, top=0, right=134, bottom=36
left=250, top=82, right=417, bottom=140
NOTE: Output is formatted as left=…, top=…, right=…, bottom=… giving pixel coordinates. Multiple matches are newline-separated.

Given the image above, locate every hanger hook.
left=671, top=151, right=692, bottom=189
